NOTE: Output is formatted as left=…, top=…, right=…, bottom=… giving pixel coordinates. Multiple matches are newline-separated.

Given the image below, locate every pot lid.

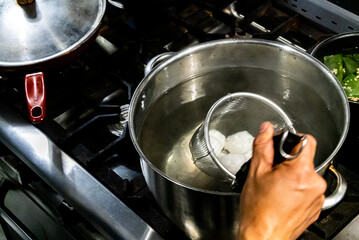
left=0, top=0, right=106, bottom=68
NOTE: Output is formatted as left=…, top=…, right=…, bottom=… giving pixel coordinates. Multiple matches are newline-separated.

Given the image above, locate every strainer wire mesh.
left=191, top=92, right=295, bottom=180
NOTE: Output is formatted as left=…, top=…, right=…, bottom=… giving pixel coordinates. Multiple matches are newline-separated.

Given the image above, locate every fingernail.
left=258, top=122, right=269, bottom=134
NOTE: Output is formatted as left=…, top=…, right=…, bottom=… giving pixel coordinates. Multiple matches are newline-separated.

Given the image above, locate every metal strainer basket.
left=189, top=92, right=306, bottom=182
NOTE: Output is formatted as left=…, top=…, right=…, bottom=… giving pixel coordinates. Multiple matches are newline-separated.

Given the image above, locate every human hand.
left=237, top=122, right=327, bottom=240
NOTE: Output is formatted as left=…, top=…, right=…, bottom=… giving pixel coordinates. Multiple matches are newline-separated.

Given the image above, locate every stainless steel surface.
left=275, top=0, right=359, bottom=33
left=140, top=159, right=240, bottom=240
left=129, top=39, right=350, bottom=240
left=0, top=0, right=106, bottom=67
left=228, top=2, right=271, bottom=33
left=144, top=52, right=176, bottom=76
left=108, top=0, right=124, bottom=9
left=226, top=1, right=307, bottom=52
left=0, top=100, right=163, bottom=240
left=321, top=164, right=348, bottom=211
left=333, top=213, right=359, bottom=239
left=0, top=208, right=34, bottom=240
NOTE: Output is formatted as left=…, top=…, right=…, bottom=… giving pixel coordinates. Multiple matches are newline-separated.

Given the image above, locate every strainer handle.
left=273, top=130, right=307, bottom=165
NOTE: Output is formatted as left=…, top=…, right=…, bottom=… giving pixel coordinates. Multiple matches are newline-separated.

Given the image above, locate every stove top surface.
left=1, top=1, right=359, bottom=239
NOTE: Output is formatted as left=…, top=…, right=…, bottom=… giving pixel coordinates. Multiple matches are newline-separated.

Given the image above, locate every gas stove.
left=0, top=0, right=359, bottom=239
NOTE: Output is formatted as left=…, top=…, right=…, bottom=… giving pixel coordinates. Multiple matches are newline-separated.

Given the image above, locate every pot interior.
left=134, top=40, right=349, bottom=192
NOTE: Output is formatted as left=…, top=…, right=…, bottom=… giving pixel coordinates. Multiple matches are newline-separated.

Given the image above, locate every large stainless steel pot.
left=128, top=39, right=350, bottom=240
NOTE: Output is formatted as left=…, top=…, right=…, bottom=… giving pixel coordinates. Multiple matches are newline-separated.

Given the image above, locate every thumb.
left=250, top=122, right=275, bottom=171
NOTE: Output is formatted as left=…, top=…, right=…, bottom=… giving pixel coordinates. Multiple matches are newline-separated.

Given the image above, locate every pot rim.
left=311, top=31, right=359, bottom=55
left=129, top=38, right=350, bottom=195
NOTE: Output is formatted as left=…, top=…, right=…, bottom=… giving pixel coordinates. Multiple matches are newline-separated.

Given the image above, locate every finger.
left=250, top=122, right=275, bottom=170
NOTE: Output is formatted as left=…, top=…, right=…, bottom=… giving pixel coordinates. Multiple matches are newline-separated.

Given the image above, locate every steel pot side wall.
left=140, top=160, right=240, bottom=240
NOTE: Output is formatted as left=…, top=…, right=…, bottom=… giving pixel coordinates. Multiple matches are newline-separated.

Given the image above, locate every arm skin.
left=237, top=122, right=327, bottom=240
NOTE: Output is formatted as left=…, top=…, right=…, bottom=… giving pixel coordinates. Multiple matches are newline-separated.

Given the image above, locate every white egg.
left=224, top=131, right=254, bottom=154
left=209, top=129, right=226, bottom=156
left=219, top=153, right=248, bottom=174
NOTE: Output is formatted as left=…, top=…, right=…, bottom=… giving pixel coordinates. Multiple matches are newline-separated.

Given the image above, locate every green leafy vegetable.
left=337, top=65, right=344, bottom=83
left=324, top=54, right=344, bottom=82
left=353, top=53, right=359, bottom=62
left=342, top=74, right=359, bottom=99
left=324, top=54, right=343, bottom=71
left=343, top=56, right=359, bottom=74
left=323, top=50, right=359, bottom=101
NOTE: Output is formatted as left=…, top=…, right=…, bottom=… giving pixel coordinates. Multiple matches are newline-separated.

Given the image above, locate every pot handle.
left=322, top=164, right=347, bottom=210
left=144, top=52, right=176, bottom=77
left=25, top=72, right=46, bottom=123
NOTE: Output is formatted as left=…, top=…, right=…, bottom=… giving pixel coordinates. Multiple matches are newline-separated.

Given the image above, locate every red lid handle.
left=25, top=72, right=46, bottom=122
